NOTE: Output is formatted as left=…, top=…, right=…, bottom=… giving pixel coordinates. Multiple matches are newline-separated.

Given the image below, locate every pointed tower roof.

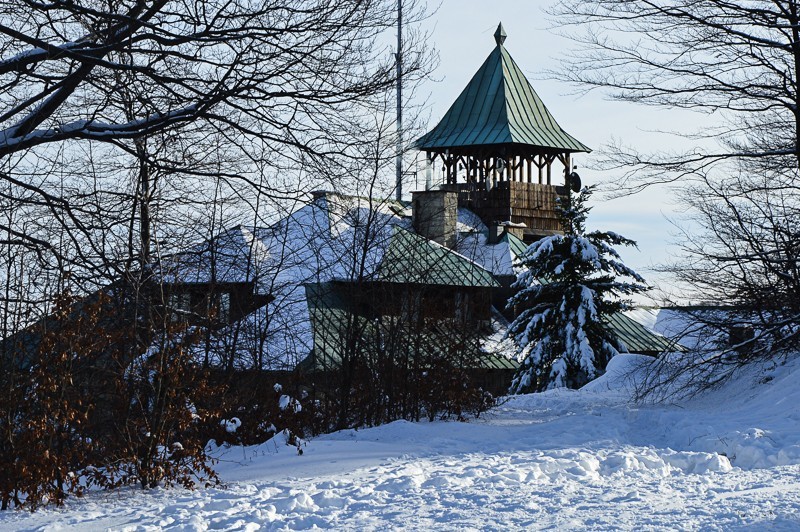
left=415, top=24, right=589, bottom=154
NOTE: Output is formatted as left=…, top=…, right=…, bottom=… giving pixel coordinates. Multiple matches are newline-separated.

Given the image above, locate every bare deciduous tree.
left=0, top=1, right=429, bottom=153
left=0, top=0, right=433, bottom=258
left=0, top=0, right=437, bottom=506
left=551, top=1, right=800, bottom=190
left=551, top=1, right=800, bottom=391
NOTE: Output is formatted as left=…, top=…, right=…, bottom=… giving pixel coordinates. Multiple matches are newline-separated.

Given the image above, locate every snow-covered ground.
left=3, top=354, right=800, bottom=531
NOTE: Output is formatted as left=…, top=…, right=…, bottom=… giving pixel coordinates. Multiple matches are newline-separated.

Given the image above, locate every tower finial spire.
left=494, top=22, right=507, bottom=46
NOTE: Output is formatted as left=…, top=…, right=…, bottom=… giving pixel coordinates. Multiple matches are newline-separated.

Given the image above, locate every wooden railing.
left=444, top=181, right=566, bottom=237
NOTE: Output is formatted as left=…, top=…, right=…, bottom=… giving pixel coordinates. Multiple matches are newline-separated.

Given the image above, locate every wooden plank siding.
left=445, top=181, right=565, bottom=240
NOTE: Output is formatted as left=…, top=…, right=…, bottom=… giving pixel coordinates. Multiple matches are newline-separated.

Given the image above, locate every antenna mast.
left=395, top=0, right=403, bottom=202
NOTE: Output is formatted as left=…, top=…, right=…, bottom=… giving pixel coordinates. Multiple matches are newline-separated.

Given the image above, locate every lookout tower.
left=415, top=23, right=590, bottom=241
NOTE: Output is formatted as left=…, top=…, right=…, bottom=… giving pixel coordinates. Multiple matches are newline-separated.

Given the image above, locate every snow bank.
left=581, top=353, right=652, bottom=394
left=654, top=355, right=800, bottom=470
left=5, top=354, right=800, bottom=530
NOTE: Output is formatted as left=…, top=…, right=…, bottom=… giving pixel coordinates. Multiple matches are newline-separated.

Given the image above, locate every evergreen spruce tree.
left=508, top=186, right=647, bottom=393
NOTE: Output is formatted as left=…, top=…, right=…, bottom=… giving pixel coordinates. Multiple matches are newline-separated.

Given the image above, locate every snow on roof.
left=654, top=307, right=748, bottom=352
left=624, top=307, right=660, bottom=332
left=624, top=307, right=727, bottom=352
left=245, top=194, right=410, bottom=369
left=158, top=225, right=271, bottom=288
left=192, top=193, right=503, bottom=370
left=480, top=308, right=522, bottom=363
left=162, top=191, right=611, bottom=370
left=605, top=312, right=684, bottom=355
left=455, top=208, right=528, bottom=278
left=253, top=193, right=411, bottom=286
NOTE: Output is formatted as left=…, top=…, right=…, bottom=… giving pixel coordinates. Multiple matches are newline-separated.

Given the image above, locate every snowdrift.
left=3, top=352, right=800, bottom=530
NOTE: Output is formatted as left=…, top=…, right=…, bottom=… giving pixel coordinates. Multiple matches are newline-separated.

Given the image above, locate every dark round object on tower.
left=568, top=172, right=581, bottom=193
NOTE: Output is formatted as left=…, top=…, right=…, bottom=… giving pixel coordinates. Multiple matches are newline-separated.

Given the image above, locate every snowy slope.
left=3, top=355, right=800, bottom=530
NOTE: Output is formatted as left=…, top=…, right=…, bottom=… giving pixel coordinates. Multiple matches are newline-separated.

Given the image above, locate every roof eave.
left=415, top=140, right=591, bottom=154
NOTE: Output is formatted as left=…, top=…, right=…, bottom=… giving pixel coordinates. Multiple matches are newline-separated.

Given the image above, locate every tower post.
left=395, top=0, right=403, bottom=202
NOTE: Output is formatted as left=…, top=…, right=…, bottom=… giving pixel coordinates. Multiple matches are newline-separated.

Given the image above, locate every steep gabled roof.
left=378, top=227, right=499, bottom=288
left=605, top=312, right=685, bottom=355
left=415, top=24, right=590, bottom=153
left=202, top=195, right=500, bottom=371
left=158, top=225, right=270, bottom=287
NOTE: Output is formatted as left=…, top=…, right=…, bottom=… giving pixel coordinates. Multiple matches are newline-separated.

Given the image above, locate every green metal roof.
left=605, top=312, right=685, bottom=355
left=478, top=351, right=519, bottom=370
left=503, top=231, right=528, bottom=260
left=415, top=24, right=590, bottom=154
left=378, top=228, right=499, bottom=288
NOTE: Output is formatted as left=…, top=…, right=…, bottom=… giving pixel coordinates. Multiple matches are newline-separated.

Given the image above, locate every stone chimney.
left=487, top=221, right=526, bottom=244
left=411, top=190, right=458, bottom=249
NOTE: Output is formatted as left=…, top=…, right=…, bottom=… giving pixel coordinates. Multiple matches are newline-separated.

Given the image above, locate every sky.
left=407, top=0, right=708, bottom=301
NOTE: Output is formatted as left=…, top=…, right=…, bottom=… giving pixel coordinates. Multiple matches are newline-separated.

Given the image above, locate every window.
left=168, top=292, right=191, bottom=322
left=207, top=291, right=231, bottom=324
